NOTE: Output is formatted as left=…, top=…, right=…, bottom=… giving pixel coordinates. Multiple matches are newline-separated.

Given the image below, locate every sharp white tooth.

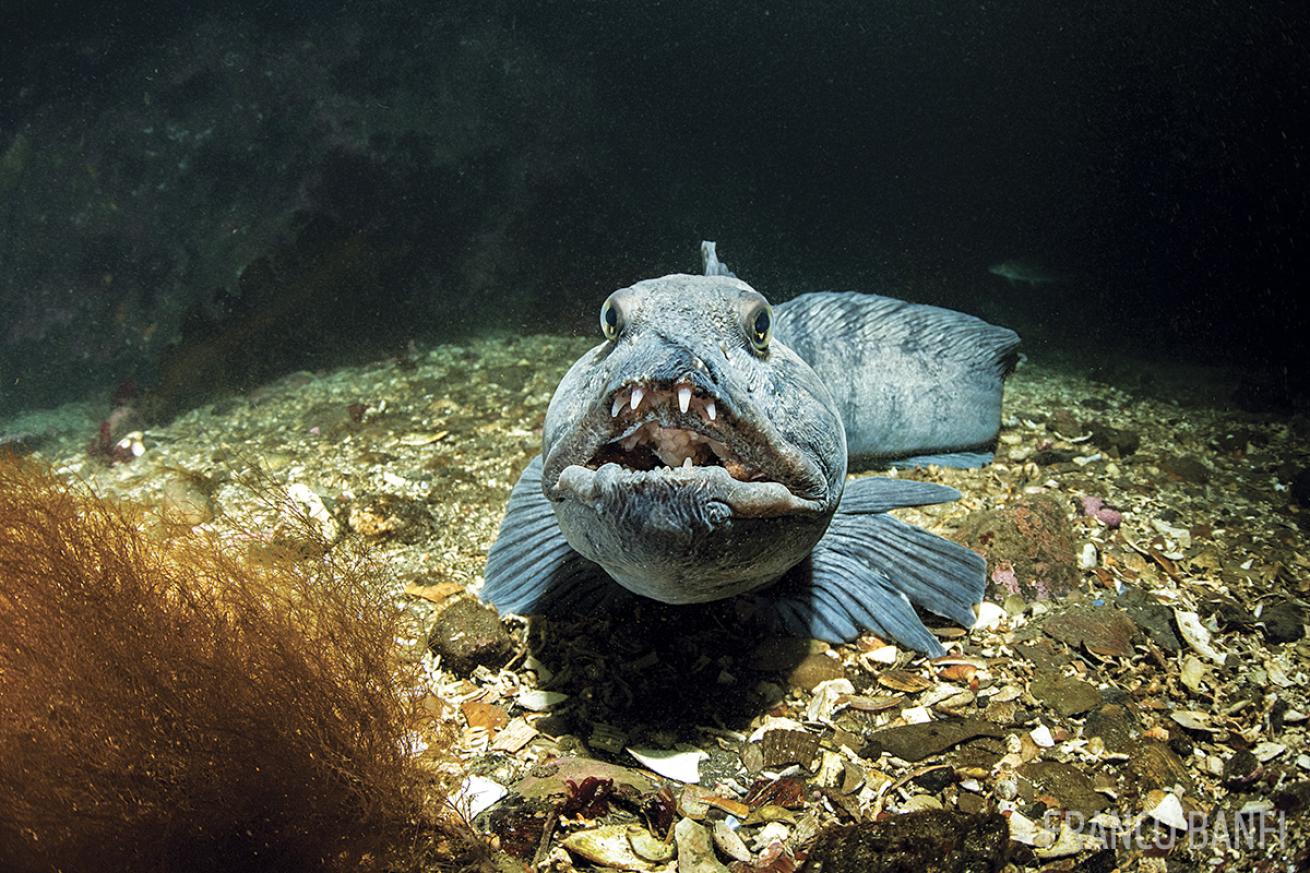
left=677, top=384, right=692, bottom=414
left=681, top=456, right=693, bottom=469
left=611, top=395, right=623, bottom=417
left=630, top=386, right=644, bottom=410
left=705, top=400, right=717, bottom=421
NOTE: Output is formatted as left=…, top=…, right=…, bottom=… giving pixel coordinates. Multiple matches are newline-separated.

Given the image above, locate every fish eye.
left=748, top=303, right=772, bottom=352
left=600, top=296, right=622, bottom=341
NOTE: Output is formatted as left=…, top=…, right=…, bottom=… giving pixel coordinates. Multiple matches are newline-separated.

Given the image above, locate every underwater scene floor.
left=4, top=334, right=1308, bottom=872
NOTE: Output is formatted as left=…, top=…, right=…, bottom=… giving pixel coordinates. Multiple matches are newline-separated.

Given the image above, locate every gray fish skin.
left=480, top=244, right=1018, bottom=654
left=774, top=292, right=1019, bottom=464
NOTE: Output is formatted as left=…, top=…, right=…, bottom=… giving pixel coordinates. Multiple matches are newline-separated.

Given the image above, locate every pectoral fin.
left=889, top=451, right=996, bottom=470
left=763, top=476, right=986, bottom=656
left=479, top=456, right=615, bottom=615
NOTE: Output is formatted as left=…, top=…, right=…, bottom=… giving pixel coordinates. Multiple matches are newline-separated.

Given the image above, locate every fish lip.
left=542, top=375, right=832, bottom=509
left=551, top=462, right=830, bottom=519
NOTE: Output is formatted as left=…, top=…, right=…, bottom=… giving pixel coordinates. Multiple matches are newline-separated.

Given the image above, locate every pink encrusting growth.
left=1081, top=495, right=1122, bottom=528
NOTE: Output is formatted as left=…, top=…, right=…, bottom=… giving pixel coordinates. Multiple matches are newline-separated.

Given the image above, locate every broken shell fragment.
left=561, top=824, right=666, bottom=871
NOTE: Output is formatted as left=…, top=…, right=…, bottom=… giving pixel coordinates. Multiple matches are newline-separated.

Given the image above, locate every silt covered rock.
left=800, top=810, right=1009, bottom=873
left=427, top=598, right=513, bottom=675
left=955, top=494, right=1078, bottom=601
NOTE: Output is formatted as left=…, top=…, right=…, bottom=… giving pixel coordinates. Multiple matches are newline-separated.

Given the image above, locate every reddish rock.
left=955, top=494, right=1078, bottom=601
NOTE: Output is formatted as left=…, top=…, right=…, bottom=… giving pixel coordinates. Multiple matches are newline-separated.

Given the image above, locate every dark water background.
left=2, top=0, right=1306, bottom=417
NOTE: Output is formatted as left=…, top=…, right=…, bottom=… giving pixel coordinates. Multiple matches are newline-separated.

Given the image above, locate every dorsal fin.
left=700, top=240, right=737, bottom=278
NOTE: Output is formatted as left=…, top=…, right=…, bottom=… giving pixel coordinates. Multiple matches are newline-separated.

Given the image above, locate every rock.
left=1090, top=425, right=1140, bottom=457
left=788, top=651, right=847, bottom=690
left=864, top=719, right=1004, bottom=763
left=1119, top=590, right=1183, bottom=653
left=1214, top=426, right=1265, bottom=453
left=1207, top=597, right=1257, bottom=632
left=1043, top=606, right=1138, bottom=658
left=674, top=818, right=729, bottom=873
left=911, top=767, right=956, bottom=793
left=800, top=811, right=1009, bottom=873
left=711, top=821, right=751, bottom=863
left=1031, top=448, right=1077, bottom=467
left=1076, top=849, right=1121, bottom=873
left=1084, top=704, right=1137, bottom=754
left=1017, top=761, right=1109, bottom=817
left=1160, top=455, right=1210, bottom=484
left=427, top=599, right=513, bottom=675
left=956, top=495, right=1079, bottom=601
left=1048, top=410, right=1083, bottom=437
left=0, top=431, right=43, bottom=455
left=160, top=473, right=215, bottom=525
left=748, top=636, right=813, bottom=673
left=1259, top=602, right=1305, bottom=643
left=1223, top=749, right=1261, bottom=788
left=1273, top=780, right=1310, bottom=814
left=1029, top=673, right=1102, bottom=717
left=957, top=792, right=987, bottom=815
left=514, top=756, right=657, bottom=800
left=346, top=492, right=429, bottom=540
left=1292, top=470, right=1310, bottom=507
left=1128, top=741, right=1193, bottom=792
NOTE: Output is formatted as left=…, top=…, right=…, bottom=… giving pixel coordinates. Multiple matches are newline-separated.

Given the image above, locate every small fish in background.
left=480, top=242, right=1019, bottom=655
left=988, top=259, right=1071, bottom=286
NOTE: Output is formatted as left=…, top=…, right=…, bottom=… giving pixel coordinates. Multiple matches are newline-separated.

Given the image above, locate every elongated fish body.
left=988, top=260, right=1069, bottom=286
left=774, top=293, right=1018, bottom=465
left=480, top=243, right=1019, bottom=655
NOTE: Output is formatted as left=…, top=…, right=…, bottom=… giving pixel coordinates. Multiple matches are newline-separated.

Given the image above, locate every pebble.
left=1078, top=542, right=1098, bottom=569
left=1029, top=724, right=1055, bottom=748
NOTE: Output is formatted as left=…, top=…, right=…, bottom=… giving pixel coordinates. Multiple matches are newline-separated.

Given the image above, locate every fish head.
left=541, top=273, right=847, bottom=604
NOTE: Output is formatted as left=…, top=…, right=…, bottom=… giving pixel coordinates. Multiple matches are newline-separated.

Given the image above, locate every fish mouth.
left=547, top=377, right=831, bottom=518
